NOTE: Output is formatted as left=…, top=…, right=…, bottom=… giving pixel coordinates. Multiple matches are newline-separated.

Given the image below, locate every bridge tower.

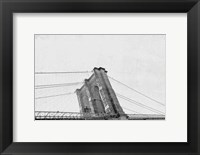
left=76, top=67, right=126, bottom=119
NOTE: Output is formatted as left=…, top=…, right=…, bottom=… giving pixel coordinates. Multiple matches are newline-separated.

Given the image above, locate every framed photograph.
left=0, top=0, right=199, bottom=154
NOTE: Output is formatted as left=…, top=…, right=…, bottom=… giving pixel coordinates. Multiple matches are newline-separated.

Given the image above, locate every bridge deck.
left=35, top=111, right=165, bottom=120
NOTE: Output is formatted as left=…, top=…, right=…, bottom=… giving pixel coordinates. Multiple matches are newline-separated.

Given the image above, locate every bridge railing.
left=35, top=111, right=84, bottom=120
left=35, top=111, right=120, bottom=120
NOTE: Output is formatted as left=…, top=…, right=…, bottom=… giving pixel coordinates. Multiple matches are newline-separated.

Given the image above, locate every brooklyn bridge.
left=35, top=67, right=165, bottom=120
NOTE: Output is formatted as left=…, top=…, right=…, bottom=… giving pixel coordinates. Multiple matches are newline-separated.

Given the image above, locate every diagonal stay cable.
left=35, top=92, right=75, bottom=100
left=116, top=93, right=164, bottom=115
left=35, top=82, right=84, bottom=89
left=118, top=94, right=159, bottom=114
left=117, top=93, right=164, bottom=115
left=108, top=76, right=165, bottom=106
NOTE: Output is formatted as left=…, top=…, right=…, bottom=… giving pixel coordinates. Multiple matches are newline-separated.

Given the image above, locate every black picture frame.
left=0, top=0, right=200, bottom=154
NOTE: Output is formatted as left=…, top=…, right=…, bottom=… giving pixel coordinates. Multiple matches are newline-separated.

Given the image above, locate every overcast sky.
left=35, top=34, right=166, bottom=115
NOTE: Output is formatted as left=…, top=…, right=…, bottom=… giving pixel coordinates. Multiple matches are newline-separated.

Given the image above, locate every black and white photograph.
left=34, top=34, right=166, bottom=120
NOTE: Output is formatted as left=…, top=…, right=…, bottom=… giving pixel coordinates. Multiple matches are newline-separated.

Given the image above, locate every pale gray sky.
left=35, top=34, right=166, bottom=115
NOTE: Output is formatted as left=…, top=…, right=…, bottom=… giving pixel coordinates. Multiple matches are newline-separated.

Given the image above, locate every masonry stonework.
left=76, top=67, right=126, bottom=119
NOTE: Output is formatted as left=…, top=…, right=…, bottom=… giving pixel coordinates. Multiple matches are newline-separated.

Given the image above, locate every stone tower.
left=76, top=67, right=126, bottom=119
